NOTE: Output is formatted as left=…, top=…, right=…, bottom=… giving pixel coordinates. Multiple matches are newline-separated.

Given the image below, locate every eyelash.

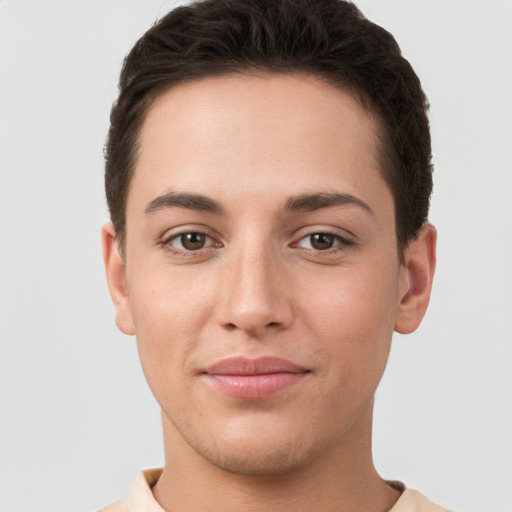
left=161, top=229, right=220, bottom=257
left=161, top=229, right=355, bottom=257
left=291, top=231, right=355, bottom=253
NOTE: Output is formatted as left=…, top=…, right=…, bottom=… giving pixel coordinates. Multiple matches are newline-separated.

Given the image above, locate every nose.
left=216, top=243, right=293, bottom=337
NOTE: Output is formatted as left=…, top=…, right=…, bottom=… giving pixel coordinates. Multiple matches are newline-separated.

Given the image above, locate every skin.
left=103, top=73, right=436, bottom=512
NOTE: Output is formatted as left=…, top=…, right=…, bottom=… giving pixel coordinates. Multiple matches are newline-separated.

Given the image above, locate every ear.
left=101, top=222, right=135, bottom=336
left=394, top=223, right=437, bottom=334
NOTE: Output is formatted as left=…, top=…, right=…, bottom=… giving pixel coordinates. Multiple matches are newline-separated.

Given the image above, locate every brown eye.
left=309, top=233, right=335, bottom=250
left=169, top=232, right=212, bottom=251
left=180, top=232, right=206, bottom=250
left=295, top=232, right=351, bottom=252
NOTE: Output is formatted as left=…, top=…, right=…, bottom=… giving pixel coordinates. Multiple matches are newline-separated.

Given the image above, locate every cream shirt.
left=98, top=468, right=453, bottom=512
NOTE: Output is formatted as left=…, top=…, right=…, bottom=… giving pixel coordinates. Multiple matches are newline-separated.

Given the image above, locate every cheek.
left=126, top=265, right=217, bottom=389
left=298, top=266, right=399, bottom=387
left=300, top=262, right=399, bottom=335
left=128, top=261, right=215, bottom=333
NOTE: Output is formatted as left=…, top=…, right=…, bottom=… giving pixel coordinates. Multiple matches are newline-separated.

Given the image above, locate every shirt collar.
left=122, top=468, right=448, bottom=512
left=125, top=468, right=165, bottom=512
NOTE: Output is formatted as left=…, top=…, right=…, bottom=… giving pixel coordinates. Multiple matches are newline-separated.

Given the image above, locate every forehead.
left=140, top=73, right=377, bottom=156
left=129, top=72, right=389, bottom=215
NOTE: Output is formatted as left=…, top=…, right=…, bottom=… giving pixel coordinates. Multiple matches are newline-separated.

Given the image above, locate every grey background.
left=1, top=1, right=511, bottom=511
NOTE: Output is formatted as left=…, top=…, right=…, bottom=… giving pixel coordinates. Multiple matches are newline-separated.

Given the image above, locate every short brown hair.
left=105, top=0, right=432, bottom=255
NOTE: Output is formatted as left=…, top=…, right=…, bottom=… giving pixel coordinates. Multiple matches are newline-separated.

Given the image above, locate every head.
left=102, top=0, right=436, bottom=480
left=105, top=0, right=432, bottom=259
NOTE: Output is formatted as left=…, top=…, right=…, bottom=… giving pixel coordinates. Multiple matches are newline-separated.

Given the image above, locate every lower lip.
left=204, top=372, right=308, bottom=399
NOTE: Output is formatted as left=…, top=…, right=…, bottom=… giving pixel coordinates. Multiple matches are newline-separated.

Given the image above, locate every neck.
left=152, top=401, right=400, bottom=512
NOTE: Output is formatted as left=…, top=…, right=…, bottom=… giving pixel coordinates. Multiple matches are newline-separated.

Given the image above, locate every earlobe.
left=101, top=223, right=135, bottom=336
left=394, top=223, right=437, bottom=334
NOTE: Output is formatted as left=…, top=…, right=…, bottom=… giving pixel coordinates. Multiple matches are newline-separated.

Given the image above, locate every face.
left=104, top=73, right=434, bottom=476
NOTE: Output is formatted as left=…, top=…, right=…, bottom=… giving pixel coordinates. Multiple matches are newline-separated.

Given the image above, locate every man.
left=100, top=0, right=444, bottom=510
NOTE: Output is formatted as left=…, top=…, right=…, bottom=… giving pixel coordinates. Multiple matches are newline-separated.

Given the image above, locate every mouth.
left=202, top=356, right=310, bottom=399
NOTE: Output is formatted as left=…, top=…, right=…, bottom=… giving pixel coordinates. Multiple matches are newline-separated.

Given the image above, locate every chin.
left=199, top=439, right=318, bottom=477
left=176, top=415, right=332, bottom=477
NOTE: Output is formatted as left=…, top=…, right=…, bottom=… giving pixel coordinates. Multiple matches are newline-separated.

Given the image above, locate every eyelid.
left=291, top=225, right=355, bottom=241
left=297, top=234, right=345, bottom=249
left=289, top=227, right=357, bottom=253
left=167, top=232, right=214, bottom=250
left=160, top=225, right=223, bottom=254
left=161, top=224, right=217, bottom=241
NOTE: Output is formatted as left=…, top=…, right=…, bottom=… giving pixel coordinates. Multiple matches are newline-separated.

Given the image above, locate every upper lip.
left=204, top=356, right=309, bottom=375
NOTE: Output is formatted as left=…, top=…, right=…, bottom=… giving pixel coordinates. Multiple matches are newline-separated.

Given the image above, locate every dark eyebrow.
left=145, top=191, right=223, bottom=215
left=284, top=192, right=374, bottom=215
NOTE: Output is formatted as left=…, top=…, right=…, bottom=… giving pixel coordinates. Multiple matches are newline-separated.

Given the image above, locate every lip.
left=202, top=356, right=310, bottom=399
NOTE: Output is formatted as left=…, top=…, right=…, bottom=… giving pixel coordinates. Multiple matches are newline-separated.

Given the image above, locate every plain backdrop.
left=1, top=1, right=511, bottom=511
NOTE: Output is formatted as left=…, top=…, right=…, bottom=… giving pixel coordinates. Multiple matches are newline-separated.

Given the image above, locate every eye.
left=168, top=232, right=214, bottom=251
left=296, top=233, right=349, bottom=251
